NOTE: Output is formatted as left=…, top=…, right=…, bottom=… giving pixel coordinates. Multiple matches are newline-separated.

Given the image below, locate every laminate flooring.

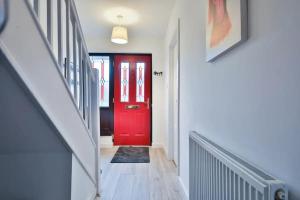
left=100, top=147, right=187, bottom=200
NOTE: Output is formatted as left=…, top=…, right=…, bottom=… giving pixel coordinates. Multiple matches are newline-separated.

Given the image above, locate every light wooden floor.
left=100, top=147, right=187, bottom=200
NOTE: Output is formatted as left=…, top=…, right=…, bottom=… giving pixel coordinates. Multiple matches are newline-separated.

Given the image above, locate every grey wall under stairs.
left=0, top=50, right=72, bottom=200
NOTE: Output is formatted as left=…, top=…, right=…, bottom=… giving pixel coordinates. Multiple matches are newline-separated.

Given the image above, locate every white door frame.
left=167, top=19, right=181, bottom=175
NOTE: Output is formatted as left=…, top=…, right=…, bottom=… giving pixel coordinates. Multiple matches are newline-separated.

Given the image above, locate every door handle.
left=126, top=105, right=140, bottom=110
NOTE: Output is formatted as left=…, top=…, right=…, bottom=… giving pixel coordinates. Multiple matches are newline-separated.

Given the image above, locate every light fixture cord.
left=117, top=15, right=123, bottom=26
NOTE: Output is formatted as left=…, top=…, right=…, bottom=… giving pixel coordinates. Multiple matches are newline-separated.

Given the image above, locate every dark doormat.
left=111, top=147, right=150, bottom=163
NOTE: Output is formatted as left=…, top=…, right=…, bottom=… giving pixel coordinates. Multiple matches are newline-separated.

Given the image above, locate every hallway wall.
left=86, top=37, right=166, bottom=148
left=164, top=0, right=300, bottom=199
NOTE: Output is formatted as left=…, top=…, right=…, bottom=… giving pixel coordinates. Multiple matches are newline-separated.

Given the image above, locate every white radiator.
left=189, top=131, right=288, bottom=200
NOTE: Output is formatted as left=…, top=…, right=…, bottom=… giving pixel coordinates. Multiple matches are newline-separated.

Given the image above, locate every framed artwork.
left=206, top=0, right=247, bottom=62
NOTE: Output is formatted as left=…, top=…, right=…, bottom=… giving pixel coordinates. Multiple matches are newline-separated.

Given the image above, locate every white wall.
left=86, top=37, right=166, bottom=148
left=164, top=0, right=300, bottom=199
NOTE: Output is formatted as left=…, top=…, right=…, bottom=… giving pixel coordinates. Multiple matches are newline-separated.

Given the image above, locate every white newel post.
left=91, top=68, right=101, bottom=198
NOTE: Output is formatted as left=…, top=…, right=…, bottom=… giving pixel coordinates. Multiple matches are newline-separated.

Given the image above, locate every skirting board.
left=151, top=143, right=164, bottom=148
left=100, top=143, right=114, bottom=148
left=100, top=144, right=164, bottom=148
left=100, top=136, right=113, bottom=148
left=100, top=140, right=164, bottom=149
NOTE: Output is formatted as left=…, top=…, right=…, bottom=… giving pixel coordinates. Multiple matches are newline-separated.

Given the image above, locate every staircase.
left=0, top=0, right=100, bottom=199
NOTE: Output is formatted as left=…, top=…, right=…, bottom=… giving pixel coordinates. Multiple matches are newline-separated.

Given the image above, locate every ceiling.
left=74, top=0, right=175, bottom=42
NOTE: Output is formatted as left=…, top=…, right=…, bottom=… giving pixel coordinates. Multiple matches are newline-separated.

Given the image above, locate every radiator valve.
left=275, top=189, right=286, bottom=200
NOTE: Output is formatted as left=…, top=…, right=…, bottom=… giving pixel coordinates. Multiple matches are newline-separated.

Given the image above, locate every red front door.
left=114, top=55, right=151, bottom=146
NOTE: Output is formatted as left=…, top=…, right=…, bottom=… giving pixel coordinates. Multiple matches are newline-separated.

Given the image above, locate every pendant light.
left=111, top=15, right=128, bottom=44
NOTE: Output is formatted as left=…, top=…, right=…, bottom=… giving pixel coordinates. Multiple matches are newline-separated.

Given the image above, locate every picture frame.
left=206, top=0, right=248, bottom=62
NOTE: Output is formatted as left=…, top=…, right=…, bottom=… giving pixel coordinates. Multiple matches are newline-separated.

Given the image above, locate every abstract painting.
left=206, top=0, right=247, bottom=62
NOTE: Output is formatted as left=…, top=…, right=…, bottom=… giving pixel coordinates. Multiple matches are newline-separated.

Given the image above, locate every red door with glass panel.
left=114, top=55, right=151, bottom=145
